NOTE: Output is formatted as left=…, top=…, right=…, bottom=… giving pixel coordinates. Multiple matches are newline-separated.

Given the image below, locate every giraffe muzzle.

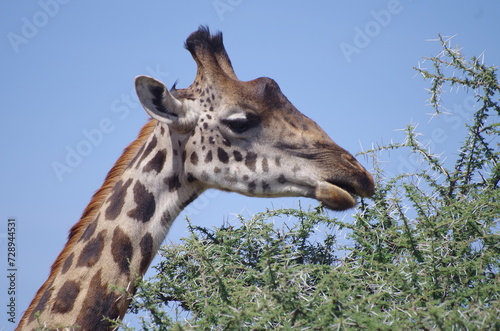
left=315, top=166, right=375, bottom=211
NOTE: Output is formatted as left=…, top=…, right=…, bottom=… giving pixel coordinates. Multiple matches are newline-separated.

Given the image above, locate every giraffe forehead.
left=176, top=79, right=324, bottom=149
left=189, top=87, right=311, bottom=131
left=181, top=75, right=289, bottom=113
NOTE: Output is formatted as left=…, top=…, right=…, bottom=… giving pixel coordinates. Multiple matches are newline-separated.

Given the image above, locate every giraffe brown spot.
left=79, top=218, right=98, bottom=242
left=111, top=227, right=133, bottom=275
left=205, top=150, right=213, bottom=163
left=248, top=181, right=256, bottom=193
left=187, top=172, right=198, bottom=183
left=130, top=143, right=146, bottom=169
left=217, top=147, right=229, bottom=164
left=190, top=151, right=199, bottom=165
left=28, top=280, right=54, bottom=323
left=143, top=149, right=167, bottom=173
left=262, top=158, right=269, bottom=172
left=233, top=150, right=243, bottom=162
left=76, top=270, right=123, bottom=330
left=203, top=122, right=208, bottom=130
left=51, top=280, right=80, bottom=314
left=243, top=175, right=249, bottom=181
left=262, top=181, right=270, bottom=192
left=275, top=156, right=281, bottom=167
left=200, top=171, right=210, bottom=181
left=61, top=252, right=74, bottom=275
left=161, top=210, right=172, bottom=227
left=178, top=192, right=199, bottom=210
left=127, top=181, right=156, bottom=223
left=105, top=178, right=133, bottom=221
left=214, top=166, right=221, bottom=174
left=77, top=230, right=106, bottom=268
left=136, top=135, right=158, bottom=167
left=292, top=165, right=301, bottom=173
left=164, top=174, right=182, bottom=192
left=245, top=152, right=258, bottom=172
left=278, top=174, right=287, bottom=184
left=224, top=174, right=238, bottom=184
left=139, top=233, right=154, bottom=275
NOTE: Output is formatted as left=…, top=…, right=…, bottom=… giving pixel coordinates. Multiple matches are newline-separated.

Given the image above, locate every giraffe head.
left=135, top=27, right=374, bottom=210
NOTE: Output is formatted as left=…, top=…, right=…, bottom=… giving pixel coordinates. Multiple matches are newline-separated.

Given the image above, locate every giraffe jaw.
left=314, top=181, right=357, bottom=211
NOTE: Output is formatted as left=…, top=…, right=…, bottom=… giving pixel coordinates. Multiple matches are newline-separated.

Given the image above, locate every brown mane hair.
left=21, top=119, right=156, bottom=323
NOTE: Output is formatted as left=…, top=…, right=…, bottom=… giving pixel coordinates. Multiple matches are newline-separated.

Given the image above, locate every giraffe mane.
left=23, top=119, right=157, bottom=323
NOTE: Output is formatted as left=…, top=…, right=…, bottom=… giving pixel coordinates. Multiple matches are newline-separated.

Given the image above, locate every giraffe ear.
left=135, top=76, right=197, bottom=132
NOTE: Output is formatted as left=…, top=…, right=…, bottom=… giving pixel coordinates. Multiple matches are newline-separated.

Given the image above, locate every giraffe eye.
left=222, top=113, right=260, bottom=134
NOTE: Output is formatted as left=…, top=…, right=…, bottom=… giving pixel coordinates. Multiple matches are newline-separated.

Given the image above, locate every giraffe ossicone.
left=17, top=26, right=374, bottom=330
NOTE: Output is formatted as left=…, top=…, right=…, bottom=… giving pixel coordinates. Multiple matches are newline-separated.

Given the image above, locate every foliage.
left=125, top=35, right=499, bottom=330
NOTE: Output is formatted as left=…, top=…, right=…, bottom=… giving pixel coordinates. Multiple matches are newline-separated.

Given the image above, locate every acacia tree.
left=123, top=35, right=499, bottom=330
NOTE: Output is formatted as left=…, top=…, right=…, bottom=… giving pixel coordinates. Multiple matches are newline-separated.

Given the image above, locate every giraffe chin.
left=314, top=181, right=357, bottom=211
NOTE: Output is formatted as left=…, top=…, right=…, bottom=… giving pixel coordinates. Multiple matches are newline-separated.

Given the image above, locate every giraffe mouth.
left=314, top=181, right=358, bottom=211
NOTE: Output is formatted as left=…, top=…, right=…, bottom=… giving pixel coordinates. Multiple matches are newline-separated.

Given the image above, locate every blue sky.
left=1, top=0, right=499, bottom=329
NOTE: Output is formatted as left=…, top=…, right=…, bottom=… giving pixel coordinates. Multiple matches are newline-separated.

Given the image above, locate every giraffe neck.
left=19, top=121, right=204, bottom=330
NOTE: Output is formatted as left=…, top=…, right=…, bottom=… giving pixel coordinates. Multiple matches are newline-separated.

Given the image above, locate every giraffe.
left=17, top=26, right=375, bottom=330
